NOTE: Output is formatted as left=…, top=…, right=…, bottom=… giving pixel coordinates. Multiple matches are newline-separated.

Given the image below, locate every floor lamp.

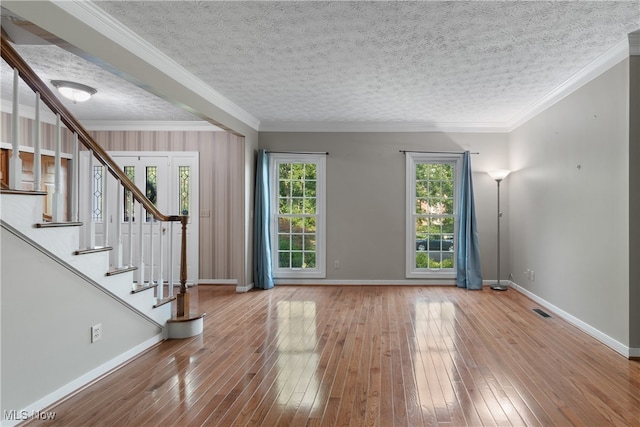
left=488, top=169, right=511, bottom=291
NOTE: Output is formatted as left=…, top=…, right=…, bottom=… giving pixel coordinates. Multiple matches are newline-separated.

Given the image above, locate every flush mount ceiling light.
left=51, top=80, right=97, bottom=103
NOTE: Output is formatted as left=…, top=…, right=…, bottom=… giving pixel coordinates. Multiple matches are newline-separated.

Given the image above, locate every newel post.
left=176, top=215, right=189, bottom=317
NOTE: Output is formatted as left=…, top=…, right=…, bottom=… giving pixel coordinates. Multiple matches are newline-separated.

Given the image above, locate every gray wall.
left=259, top=132, right=509, bottom=282
left=1, top=228, right=161, bottom=414
left=629, top=55, right=640, bottom=349
left=508, top=59, right=631, bottom=346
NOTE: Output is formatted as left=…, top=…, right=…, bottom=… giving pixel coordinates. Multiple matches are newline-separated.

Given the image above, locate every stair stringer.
left=0, top=193, right=173, bottom=329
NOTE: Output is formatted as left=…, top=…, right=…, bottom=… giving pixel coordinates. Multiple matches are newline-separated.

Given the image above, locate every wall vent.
left=533, top=308, right=551, bottom=318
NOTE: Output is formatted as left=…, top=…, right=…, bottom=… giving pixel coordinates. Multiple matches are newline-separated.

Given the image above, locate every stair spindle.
left=9, top=68, right=22, bottom=189
left=34, top=92, right=42, bottom=192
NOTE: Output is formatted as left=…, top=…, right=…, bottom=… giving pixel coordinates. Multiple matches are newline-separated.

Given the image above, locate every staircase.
left=1, top=26, right=207, bottom=425
left=1, top=30, right=205, bottom=329
left=1, top=191, right=174, bottom=329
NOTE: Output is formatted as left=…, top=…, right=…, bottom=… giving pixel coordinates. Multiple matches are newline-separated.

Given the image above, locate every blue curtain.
left=253, top=149, right=274, bottom=290
left=456, top=151, right=483, bottom=289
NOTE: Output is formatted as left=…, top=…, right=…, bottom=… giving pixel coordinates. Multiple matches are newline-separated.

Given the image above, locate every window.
left=406, top=153, right=461, bottom=278
left=270, top=153, right=326, bottom=278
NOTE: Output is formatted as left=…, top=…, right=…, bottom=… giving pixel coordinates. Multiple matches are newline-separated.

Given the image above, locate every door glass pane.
left=123, top=166, right=135, bottom=222
left=146, top=166, right=157, bottom=222
left=178, top=166, right=190, bottom=215
left=92, top=165, right=104, bottom=222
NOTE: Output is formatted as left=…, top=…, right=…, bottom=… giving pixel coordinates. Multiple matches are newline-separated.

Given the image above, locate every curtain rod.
left=267, top=150, right=329, bottom=155
left=399, top=150, right=479, bottom=155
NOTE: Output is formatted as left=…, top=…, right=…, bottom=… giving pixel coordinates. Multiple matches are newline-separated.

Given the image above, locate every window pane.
left=291, top=251, right=303, bottom=268
left=304, top=198, right=316, bottom=214
left=304, top=234, right=316, bottom=251
left=305, top=163, right=316, bottom=180
left=292, top=234, right=303, bottom=250
left=279, top=252, right=290, bottom=268
left=278, top=217, right=291, bottom=233
left=279, top=234, right=291, bottom=250
left=279, top=163, right=291, bottom=180
left=279, top=198, right=291, bottom=214
left=304, top=252, right=316, bottom=268
left=304, top=217, right=316, bottom=232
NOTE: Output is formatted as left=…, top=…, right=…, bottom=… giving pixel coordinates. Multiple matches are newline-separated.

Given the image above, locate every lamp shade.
left=487, top=169, right=511, bottom=181
left=51, top=80, right=96, bottom=103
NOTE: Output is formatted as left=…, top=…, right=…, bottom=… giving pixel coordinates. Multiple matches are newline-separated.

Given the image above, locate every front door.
left=82, top=151, right=199, bottom=285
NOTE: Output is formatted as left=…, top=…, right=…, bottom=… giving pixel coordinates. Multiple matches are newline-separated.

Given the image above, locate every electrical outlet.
left=334, top=260, right=340, bottom=269
left=530, top=270, right=535, bottom=281
left=91, top=324, right=102, bottom=343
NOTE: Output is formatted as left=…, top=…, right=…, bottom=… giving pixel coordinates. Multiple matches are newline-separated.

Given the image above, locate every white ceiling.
left=2, top=1, right=639, bottom=132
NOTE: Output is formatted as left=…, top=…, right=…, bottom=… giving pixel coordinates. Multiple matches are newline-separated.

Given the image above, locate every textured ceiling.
left=2, top=1, right=640, bottom=130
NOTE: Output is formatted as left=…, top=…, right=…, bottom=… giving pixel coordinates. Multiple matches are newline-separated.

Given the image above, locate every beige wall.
left=259, top=132, right=509, bottom=282
left=509, top=59, right=631, bottom=347
left=90, top=130, right=245, bottom=283
left=1, top=112, right=75, bottom=153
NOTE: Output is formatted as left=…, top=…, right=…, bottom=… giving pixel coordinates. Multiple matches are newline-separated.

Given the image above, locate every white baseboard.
left=236, top=282, right=254, bottom=293
left=198, top=279, right=238, bottom=285
left=273, top=279, right=457, bottom=286
left=2, top=334, right=164, bottom=426
left=511, top=282, right=635, bottom=358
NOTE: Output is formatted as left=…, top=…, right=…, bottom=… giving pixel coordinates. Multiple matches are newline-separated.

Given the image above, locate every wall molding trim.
left=199, top=279, right=238, bottom=285
left=511, top=281, right=633, bottom=358
left=236, top=282, right=254, bottom=293
left=508, top=36, right=630, bottom=131
left=273, top=279, right=457, bottom=286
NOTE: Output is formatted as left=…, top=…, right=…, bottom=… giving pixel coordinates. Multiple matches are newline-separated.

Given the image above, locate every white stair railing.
left=2, top=34, right=191, bottom=316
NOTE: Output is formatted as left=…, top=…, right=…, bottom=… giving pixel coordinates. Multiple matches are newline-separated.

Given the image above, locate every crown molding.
left=507, top=36, right=630, bottom=131
left=258, top=121, right=509, bottom=133
left=82, top=121, right=223, bottom=132
left=51, top=0, right=260, bottom=131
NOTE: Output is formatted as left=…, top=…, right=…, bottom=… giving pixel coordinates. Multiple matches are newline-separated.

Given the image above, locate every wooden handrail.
left=1, top=34, right=181, bottom=223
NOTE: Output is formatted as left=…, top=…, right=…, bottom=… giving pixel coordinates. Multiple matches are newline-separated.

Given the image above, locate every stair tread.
left=74, top=246, right=113, bottom=255
left=153, top=297, right=176, bottom=308
left=106, top=265, right=138, bottom=276
left=36, top=221, right=83, bottom=228
left=132, top=283, right=159, bottom=294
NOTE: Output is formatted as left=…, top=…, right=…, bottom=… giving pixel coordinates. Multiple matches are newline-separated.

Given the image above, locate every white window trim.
left=405, top=153, right=462, bottom=278
left=269, top=153, right=326, bottom=279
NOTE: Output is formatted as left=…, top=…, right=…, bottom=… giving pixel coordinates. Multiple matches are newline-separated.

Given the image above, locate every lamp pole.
left=488, top=170, right=511, bottom=291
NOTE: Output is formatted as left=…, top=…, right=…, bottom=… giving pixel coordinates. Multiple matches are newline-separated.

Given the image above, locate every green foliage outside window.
left=277, top=162, right=317, bottom=269
left=415, top=163, right=455, bottom=269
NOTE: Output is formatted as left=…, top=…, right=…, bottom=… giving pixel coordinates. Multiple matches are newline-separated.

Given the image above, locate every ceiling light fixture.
left=51, top=80, right=97, bottom=103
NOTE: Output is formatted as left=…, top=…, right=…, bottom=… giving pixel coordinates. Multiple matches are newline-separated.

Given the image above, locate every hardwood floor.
left=29, top=285, right=640, bottom=426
